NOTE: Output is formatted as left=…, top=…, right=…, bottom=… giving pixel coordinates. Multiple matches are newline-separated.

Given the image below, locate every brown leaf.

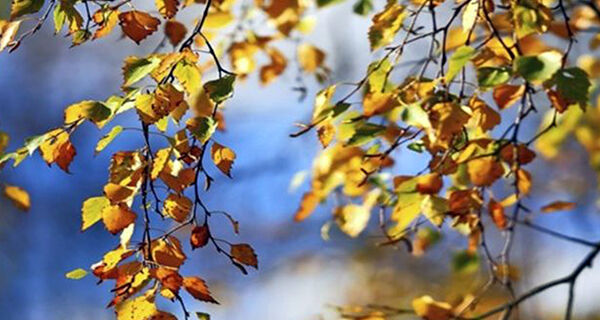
left=541, top=201, right=576, bottom=213
left=190, top=224, right=210, bottom=249
left=499, top=144, right=536, bottom=165
left=150, top=237, right=187, bottom=268
left=119, top=11, right=161, bottom=44
left=230, top=243, right=258, bottom=268
left=151, top=268, right=183, bottom=293
left=182, top=276, right=219, bottom=303
left=416, top=173, right=443, bottom=195
left=165, top=20, right=187, bottom=46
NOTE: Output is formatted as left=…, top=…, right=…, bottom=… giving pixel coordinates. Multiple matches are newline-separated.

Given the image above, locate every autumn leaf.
left=122, top=55, right=162, bottom=88
left=155, top=0, right=179, bottom=19
left=150, top=237, right=187, bottom=268
left=165, top=20, right=187, bottom=46
left=81, top=196, right=110, bottom=231
left=102, top=203, right=137, bottom=235
left=368, top=1, right=406, bottom=50
left=163, top=193, right=192, bottom=222
left=541, top=201, right=576, bottom=213
left=65, top=268, right=88, bottom=280
left=10, top=0, right=44, bottom=19
left=298, top=43, right=325, bottom=73
left=3, top=184, right=30, bottom=211
left=152, top=268, right=183, bottom=292
left=412, top=295, right=453, bottom=320
left=488, top=198, right=507, bottom=229
left=493, top=84, right=525, bottom=110
left=230, top=243, right=258, bottom=268
left=39, top=129, right=76, bottom=173
left=467, top=157, right=504, bottom=186
left=119, top=11, right=161, bottom=44
left=203, top=75, right=236, bottom=103
left=183, top=277, right=218, bottom=303
left=191, top=224, right=210, bottom=249
left=294, top=191, right=320, bottom=221
left=92, top=8, right=119, bottom=40
left=416, top=173, right=443, bottom=195
left=0, top=20, right=21, bottom=52
left=95, top=126, right=123, bottom=155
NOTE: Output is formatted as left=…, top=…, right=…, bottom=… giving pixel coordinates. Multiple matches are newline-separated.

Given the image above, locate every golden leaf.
left=368, top=1, right=406, bottom=50
left=298, top=43, right=325, bottom=73
left=150, top=237, right=187, bottom=268
left=0, top=20, right=21, bottom=52
left=468, top=96, right=500, bottom=132
left=260, top=47, right=287, bottom=85
left=294, top=191, right=320, bottom=221
left=3, top=184, right=30, bottom=211
left=416, top=173, right=443, bottom=195
left=163, top=193, right=192, bottom=222
left=412, top=295, right=453, bottom=320
left=211, top=142, right=236, bottom=177
left=92, top=9, right=119, bottom=40
left=39, top=129, right=76, bottom=173
left=230, top=243, right=258, bottom=268
left=317, top=122, right=335, bottom=148
left=102, top=203, right=137, bottom=235
left=467, top=157, right=504, bottom=186
left=155, top=0, right=179, bottom=19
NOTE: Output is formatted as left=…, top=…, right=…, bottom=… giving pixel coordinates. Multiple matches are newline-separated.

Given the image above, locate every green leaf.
left=24, top=134, right=47, bottom=155
left=452, top=250, right=480, bottom=274
left=95, top=126, right=123, bottom=155
left=65, top=268, right=88, bottom=280
left=548, top=67, right=591, bottom=107
left=317, top=0, right=347, bottom=7
left=514, top=51, right=562, bottom=82
left=347, top=122, right=386, bottom=146
left=174, top=60, right=202, bottom=95
left=408, top=141, right=425, bottom=153
left=10, top=0, right=44, bottom=19
left=353, top=0, right=373, bottom=15
left=476, top=66, right=512, bottom=88
left=53, top=1, right=83, bottom=34
left=186, top=116, right=217, bottom=144
left=122, top=56, right=162, bottom=87
left=446, top=45, right=476, bottom=83
left=420, top=195, right=448, bottom=227
left=196, top=312, right=210, bottom=320
left=401, top=103, right=431, bottom=129
left=367, top=58, right=393, bottom=93
left=81, top=196, right=110, bottom=231
left=203, top=75, right=236, bottom=104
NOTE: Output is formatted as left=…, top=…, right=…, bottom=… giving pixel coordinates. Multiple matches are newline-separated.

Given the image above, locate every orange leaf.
left=102, top=203, right=137, bottom=235
left=162, top=193, right=192, bottom=222
left=3, top=185, right=30, bottom=211
left=150, top=237, right=187, bottom=268
left=182, top=276, right=218, bottom=303
left=541, top=201, right=576, bottom=213
left=493, top=84, right=525, bottom=110
left=488, top=198, right=506, bottom=229
left=416, top=173, right=443, bottom=195
left=92, top=9, right=119, bottom=40
left=467, top=157, right=504, bottom=186
left=156, top=0, right=179, bottom=19
left=39, top=129, right=77, bottom=173
left=151, top=267, right=183, bottom=293
left=294, top=191, right=320, bottom=221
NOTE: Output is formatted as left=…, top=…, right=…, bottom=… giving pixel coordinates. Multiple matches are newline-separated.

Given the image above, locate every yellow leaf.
left=163, top=193, right=192, bottom=222
left=65, top=268, right=88, bottom=280
left=467, top=157, right=504, bottom=186
left=102, top=203, right=137, bottom=235
left=317, top=122, right=335, bottom=148
left=0, top=20, right=21, bottom=52
left=155, top=0, right=179, bottom=19
left=116, top=294, right=157, bottom=320
left=260, top=47, right=287, bottom=85
left=462, top=0, right=478, bottom=34
left=211, top=142, right=236, bottom=177
left=204, top=11, right=234, bottom=29
left=92, top=8, right=119, bottom=40
left=334, top=204, right=371, bottom=237
left=298, top=43, right=325, bottom=72
left=428, top=102, right=470, bottom=148
left=412, top=295, right=453, bottom=320
left=39, top=129, right=76, bottom=173
left=421, top=195, right=448, bottom=227
left=3, top=184, right=30, bottom=211
left=368, top=1, right=406, bottom=50
left=468, top=97, right=500, bottom=132
left=151, top=148, right=171, bottom=180
left=81, top=196, right=110, bottom=231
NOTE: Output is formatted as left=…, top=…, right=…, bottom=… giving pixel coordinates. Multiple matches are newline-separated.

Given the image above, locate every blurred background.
left=2, top=1, right=600, bottom=319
